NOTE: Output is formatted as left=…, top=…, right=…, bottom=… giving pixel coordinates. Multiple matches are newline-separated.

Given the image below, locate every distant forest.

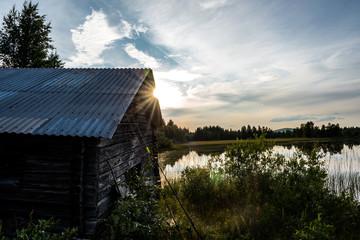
left=156, top=120, right=360, bottom=148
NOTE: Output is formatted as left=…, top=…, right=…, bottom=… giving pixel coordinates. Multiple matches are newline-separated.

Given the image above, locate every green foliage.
left=293, top=122, right=344, bottom=138
left=0, top=212, right=77, bottom=240
left=101, top=197, right=163, bottom=240
left=194, top=125, right=268, bottom=141
left=223, top=135, right=284, bottom=178
left=294, top=214, right=335, bottom=240
left=156, top=119, right=191, bottom=149
left=100, top=157, right=166, bottom=240
left=155, top=127, right=173, bottom=149
left=181, top=167, right=213, bottom=207
left=159, top=134, right=360, bottom=239
left=0, top=1, right=63, bottom=68
left=180, top=166, right=238, bottom=212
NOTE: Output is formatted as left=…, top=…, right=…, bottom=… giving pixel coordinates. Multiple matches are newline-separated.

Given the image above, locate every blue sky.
left=1, top=0, right=360, bottom=131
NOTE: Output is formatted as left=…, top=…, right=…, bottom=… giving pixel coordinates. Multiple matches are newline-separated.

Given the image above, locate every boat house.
left=0, top=68, right=162, bottom=236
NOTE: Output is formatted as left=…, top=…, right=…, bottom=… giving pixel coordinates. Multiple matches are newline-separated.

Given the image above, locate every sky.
left=1, top=0, right=360, bottom=131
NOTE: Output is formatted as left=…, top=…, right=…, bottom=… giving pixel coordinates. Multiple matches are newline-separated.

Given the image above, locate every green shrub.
left=294, top=214, right=335, bottom=240
left=0, top=213, right=77, bottom=240
left=181, top=167, right=214, bottom=210
left=101, top=197, right=164, bottom=240
left=100, top=158, right=166, bottom=240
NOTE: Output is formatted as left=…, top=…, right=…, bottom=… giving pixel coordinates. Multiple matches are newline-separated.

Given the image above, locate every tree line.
left=193, top=121, right=360, bottom=140
left=156, top=119, right=360, bottom=148
left=155, top=119, right=192, bottom=148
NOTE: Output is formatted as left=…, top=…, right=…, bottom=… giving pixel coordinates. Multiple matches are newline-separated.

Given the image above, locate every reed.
left=325, top=146, right=360, bottom=200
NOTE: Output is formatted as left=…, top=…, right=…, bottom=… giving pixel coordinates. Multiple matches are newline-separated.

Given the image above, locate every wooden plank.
left=0, top=134, right=91, bottom=236
left=96, top=195, right=113, bottom=218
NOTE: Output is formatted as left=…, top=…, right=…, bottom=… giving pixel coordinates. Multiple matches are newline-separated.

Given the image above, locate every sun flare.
left=153, top=80, right=182, bottom=108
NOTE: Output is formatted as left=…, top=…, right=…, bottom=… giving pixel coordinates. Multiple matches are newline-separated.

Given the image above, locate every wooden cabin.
left=0, top=68, right=162, bottom=237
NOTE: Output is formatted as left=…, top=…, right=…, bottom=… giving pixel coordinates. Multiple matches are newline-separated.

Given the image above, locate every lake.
left=158, top=139, right=360, bottom=200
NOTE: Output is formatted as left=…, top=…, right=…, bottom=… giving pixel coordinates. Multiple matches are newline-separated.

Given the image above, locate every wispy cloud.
left=66, top=9, right=147, bottom=67
left=124, top=43, right=161, bottom=69
left=200, top=0, right=229, bottom=9
left=155, top=69, right=201, bottom=82
left=270, top=114, right=344, bottom=123
left=270, top=115, right=316, bottom=123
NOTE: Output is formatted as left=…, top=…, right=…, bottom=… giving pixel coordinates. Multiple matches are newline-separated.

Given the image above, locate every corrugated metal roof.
left=0, top=68, right=155, bottom=138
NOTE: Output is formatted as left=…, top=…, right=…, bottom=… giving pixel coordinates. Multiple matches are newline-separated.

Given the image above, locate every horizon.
left=165, top=120, right=352, bottom=133
left=1, top=0, right=359, bottom=131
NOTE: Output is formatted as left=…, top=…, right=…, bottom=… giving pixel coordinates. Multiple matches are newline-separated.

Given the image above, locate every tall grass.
left=325, top=145, right=360, bottom=200
left=327, top=172, right=360, bottom=200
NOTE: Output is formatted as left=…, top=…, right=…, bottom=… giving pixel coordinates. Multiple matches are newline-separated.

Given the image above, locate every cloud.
left=66, top=9, right=147, bottom=67
left=155, top=69, right=202, bottom=82
left=162, top=107, right=196, bottom=117
left=200, top=0, right=229, bottom=9
left=318, top=116, right=337, bottom=122
left=166, top=54, right=182, bottom=58
left=270, top=115, right=316, bottom=122
left=270, top=115, right=343, bottom=123
left=124, top=43, right=161, bottom=69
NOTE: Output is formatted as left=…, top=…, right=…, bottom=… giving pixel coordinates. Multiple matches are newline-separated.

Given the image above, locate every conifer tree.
left=0, top=1, right=63, bottom=68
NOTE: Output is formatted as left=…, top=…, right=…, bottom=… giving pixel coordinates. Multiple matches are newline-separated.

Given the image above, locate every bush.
left=0, top=212, right=77, bottom=240
left=100, top=159, right=166, bottom=240
left=294, top=214, right=335, bottom=240
left=101, top=197, right=163, bottom=240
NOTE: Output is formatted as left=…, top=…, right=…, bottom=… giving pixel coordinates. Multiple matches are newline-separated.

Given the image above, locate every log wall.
left=0, top=134, right=96, bottom=234
left=87, top=93, right=159, bottom=234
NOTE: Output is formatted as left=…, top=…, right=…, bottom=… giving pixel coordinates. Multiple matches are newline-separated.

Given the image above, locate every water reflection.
left=159, top=140, right=360, bottom=199
left=281, top=140, right=349, bottom=155
left=160, top=140, right=360, bottom=167
left=163, top=151, right=217, bottom=181
left=159, top=144, right=228, bottom=168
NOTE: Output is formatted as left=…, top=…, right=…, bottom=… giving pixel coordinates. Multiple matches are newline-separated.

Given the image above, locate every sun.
left=153, top=80, right=182, bottom=108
